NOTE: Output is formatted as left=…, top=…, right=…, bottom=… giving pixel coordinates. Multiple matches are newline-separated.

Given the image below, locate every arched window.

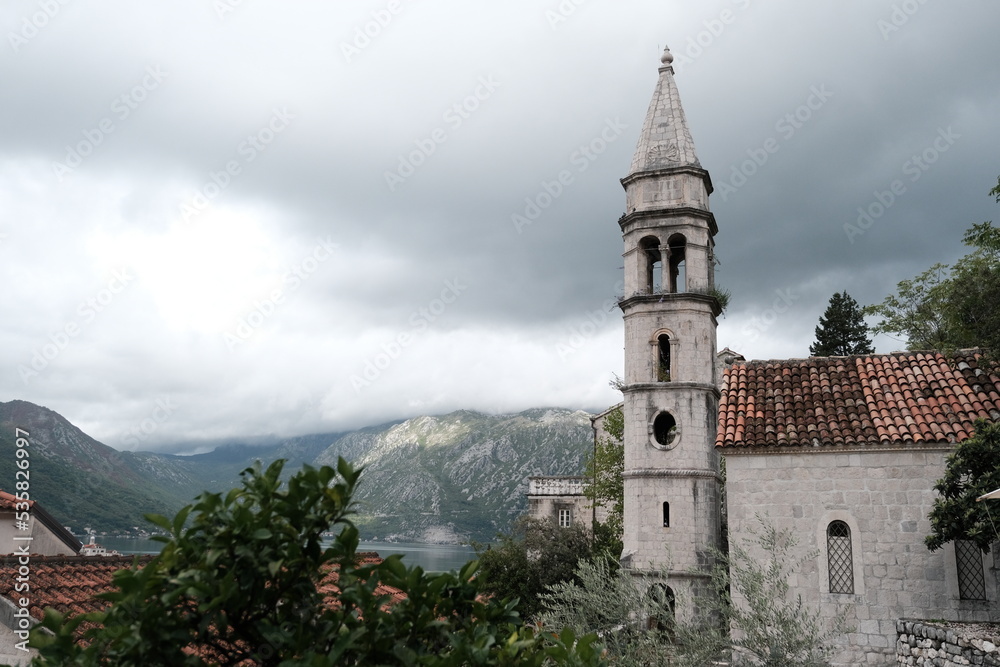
left=662, top=502, right=670, bottom=527
left=827, top=521, right=854, bottom=594
left=639, top=236, right=661, bottom=293
left=667, top=234, right=686, bottom=293
left=657, top=334, right=671, bottom=382
left=646, top=584, right=676, bottom=632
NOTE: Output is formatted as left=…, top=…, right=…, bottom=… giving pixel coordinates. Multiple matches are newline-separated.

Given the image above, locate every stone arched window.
left=646, top=584, right=676, bottom=632
left=827, top=521, right=854, bottom=594
left=657, top=334, right=671, bottom=382
left=662, top=501, right=670, bottom=527
left=667, top=233, right=686, bottom=293
left=639, top=236, right=662, bottom=293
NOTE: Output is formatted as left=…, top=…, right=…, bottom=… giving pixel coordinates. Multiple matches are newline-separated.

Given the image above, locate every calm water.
left=90, top=537, right=476, bottom=573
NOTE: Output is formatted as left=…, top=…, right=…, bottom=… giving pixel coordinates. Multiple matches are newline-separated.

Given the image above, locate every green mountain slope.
left=315, top=408, right=594, bottom=543
left=0, top=400, right=193, bottom=533
left=0, top=402, right=594, bottom=543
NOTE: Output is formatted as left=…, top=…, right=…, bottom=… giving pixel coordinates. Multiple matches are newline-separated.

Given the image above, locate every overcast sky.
left=2, top=1, right=998, bottom=453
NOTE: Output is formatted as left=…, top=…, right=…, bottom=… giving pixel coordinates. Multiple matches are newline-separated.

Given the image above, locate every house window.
left=662, top=502, right=670, bottom=527
left=827, top=521, right=854, bottom=594
left=657, top=334, right=671, bottom=382
left=558, top=508, right=572, bottom=528
left=956, top=540, right=987, bottom=600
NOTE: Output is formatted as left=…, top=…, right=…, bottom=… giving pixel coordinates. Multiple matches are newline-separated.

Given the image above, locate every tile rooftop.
left=0, top=554, right=151, bottom=621
left=0, top=551, right=404, bottom=628
left=716, top=350, right=1000, bottom=449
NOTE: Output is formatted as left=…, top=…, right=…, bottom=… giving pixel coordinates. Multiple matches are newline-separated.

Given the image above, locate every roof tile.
left=717, top=350, right=1000, bottom=449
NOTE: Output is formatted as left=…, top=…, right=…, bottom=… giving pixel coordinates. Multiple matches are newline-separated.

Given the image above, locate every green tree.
left=926, top=420, right=1000, bottom=553
left=583, top=405, right=624, bottom=560
left=866, top=179, right=1000, bottom=366
left=808, top=291, right=874, bottom=357
left=30, top=460, right=604, bottom=666
left=474, top=516, right=595, bottom=622
left=539, top=517, right=848, bottom=667
left=538, top=558, right=686, bottom=666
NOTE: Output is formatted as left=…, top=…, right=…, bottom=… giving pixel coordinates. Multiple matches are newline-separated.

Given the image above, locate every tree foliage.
left=474, top=517, right=596, bottom=622
left=30, top=460, right=605, bottom=666
left=926, top=420, right=1000, bottom=553
left=583, top=405, right=624, bottom=560
left=865, top=180, right=1000, bottom=367
left=539, top=517, right=848, bottom=667
left=538, top=558, right=688, bottom=667
left=809, top=291, right=874, bottom=357
left=719, top=520, right=847, bottom=667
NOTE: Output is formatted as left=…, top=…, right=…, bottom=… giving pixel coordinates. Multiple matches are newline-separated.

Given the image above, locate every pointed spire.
left=627, top=45, right=701, bottom=176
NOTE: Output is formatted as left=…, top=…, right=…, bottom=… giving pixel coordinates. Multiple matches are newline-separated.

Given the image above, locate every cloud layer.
left=3, top=1, right=998, bottom=451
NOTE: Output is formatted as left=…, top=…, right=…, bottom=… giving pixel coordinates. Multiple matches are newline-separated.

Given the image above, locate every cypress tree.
left=809, top=291, right=875, bottom=356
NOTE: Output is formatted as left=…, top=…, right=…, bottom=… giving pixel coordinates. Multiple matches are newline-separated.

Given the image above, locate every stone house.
left=0, top=490, right=81, bottom=557
left=527, top=476, right=602, bottom=530
left=528, top=405, right=619, bottom=531
left=718, top=350, right=1000, bottom=665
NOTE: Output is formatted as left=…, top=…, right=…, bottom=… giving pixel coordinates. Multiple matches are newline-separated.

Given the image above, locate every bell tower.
left=618, top=45, right=722, bottom=614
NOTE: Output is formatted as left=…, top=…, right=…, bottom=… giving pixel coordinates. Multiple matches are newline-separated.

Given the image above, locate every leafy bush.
left=474, top=516, right=595, bottom=622
left=538, top=517, right=848, bottom=666
left=30, top=459, right=605, bottom=666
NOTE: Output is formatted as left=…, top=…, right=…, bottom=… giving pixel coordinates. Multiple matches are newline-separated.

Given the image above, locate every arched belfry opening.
left=640, top=236, right=662, bottom=293
left=657, top=334, right=671, bottom=382
left=667, top=234, right=686, bottom=293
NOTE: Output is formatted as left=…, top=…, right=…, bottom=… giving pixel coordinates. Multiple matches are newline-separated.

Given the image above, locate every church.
left=531, top=45, right=1000, bottom=666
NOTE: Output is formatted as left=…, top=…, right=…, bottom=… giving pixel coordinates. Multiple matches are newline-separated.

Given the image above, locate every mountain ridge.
left=0, top=401, right=594, bottom=542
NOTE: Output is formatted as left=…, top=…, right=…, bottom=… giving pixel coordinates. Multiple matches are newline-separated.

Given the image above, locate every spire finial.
left=660, top=45, right=674, bottom=66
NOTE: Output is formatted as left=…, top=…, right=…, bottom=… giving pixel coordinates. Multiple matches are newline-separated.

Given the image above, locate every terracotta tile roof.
left=716, top=350, right=1000, bottom=449
left=0, top=490, right=30, bottom=511
left=0, top=552, right=404, bottom=626
left=0, top=554, right=151, bottom=621
left=318, top=552, right=407, bottom=607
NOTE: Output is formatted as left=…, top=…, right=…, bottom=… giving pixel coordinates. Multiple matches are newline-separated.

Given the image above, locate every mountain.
left=314, top=408, right=593, bottom=543
left=0, top=401, right=594, bottom=543
left=0, top=400, right=195, bottom=533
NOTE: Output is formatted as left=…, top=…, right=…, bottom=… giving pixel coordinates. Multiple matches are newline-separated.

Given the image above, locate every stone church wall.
left=724, top=444, right=1000, bottom=667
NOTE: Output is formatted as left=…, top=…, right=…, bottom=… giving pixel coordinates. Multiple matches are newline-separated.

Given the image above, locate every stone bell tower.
left=618, top=45, right=723, bottom=614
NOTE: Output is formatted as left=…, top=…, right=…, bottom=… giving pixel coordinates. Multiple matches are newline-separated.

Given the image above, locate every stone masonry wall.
left=896, top=620, right=1000, bottom=666
left=724, top=445, right=1000, bottom=667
